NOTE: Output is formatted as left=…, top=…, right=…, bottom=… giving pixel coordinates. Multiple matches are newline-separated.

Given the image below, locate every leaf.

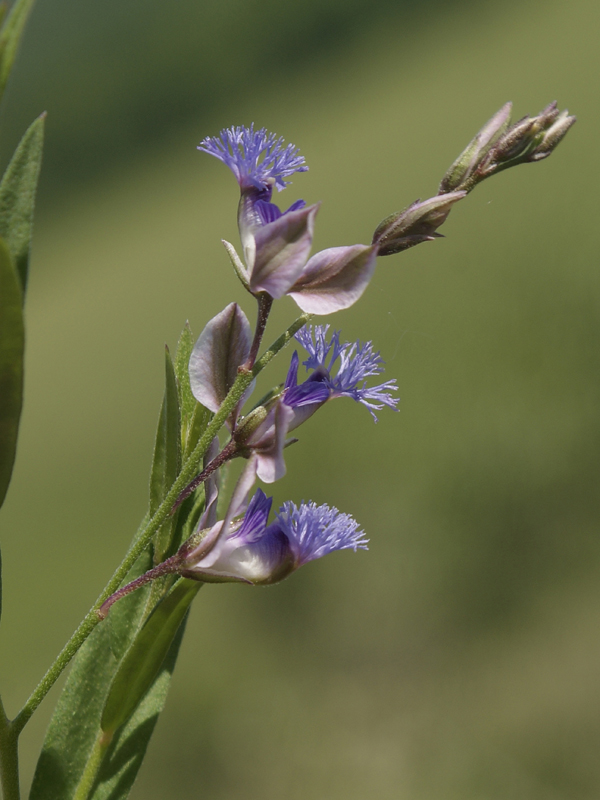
left=91, top=596, right=195, bottom=800
left=29, top=621, right=120, bottom=800
left=0, top=0, right=36, bottom=104
left=0, top=113, right=45, bottom=295
left=101, top=579, right=200, bottom=735
left=149, top=346, right=181, bottom=561
left=0, top=236, right=24, bottom=511
left=174, top=322, right=195, bottom=431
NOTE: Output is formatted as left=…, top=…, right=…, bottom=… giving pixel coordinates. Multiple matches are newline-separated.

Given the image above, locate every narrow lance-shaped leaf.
left=0, top=0, right=36, bottom=104
left=29, top=521, right=154, bottom=800
left=0, top=236, right=24, bottom=512
left=91, top=592, right=196, bottom=800
left=174, top=321, right=212, bottom=458
left=101, top=578, right=201, bottom=736
left=150, top=346, right=182, bottom=561
left=174, top=322, right=196, bottom=433
left=0, top=113, right=45, bottom=296
left=29, top=621, right=121, bottom=800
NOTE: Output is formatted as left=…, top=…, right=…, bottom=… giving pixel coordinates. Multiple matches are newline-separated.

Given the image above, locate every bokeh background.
left=1, top=0, right=599, bottom=797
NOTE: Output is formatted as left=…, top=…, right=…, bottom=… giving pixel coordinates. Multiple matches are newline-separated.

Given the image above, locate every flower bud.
left=439, top=102, right=512, bottom=193
left=476, top=102, right=576, bottom=181
left=372, top=192, right=466, bottom=256
left=529, top=109, right=576, bottom=161
left=233, top=405, right=270, bottom=445
left=439, top=102, right=575, bottom=193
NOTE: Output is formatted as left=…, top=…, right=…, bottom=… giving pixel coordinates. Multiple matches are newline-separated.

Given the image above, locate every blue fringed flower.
left=294, top=325, right=399, bottom=420
left=275, top=500, right=368, bottom=566
left=198, top=124, right=308, bottom=193
left=180, top=486, right=367, bottom=584
left=199, top=125, right=318, bottom=299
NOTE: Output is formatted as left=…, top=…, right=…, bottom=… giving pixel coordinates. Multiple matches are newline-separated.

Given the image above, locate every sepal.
left=289, top=244, right=378, bottom=314
left=248, top=203, right=320, bottom=298
left=188, top=302, right=253, bottom=416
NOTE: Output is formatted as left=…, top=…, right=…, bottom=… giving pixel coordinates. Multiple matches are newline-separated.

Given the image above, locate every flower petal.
left=289, top=244, right=377, bottom=314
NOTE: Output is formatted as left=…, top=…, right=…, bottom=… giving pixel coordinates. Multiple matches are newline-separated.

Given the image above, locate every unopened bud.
left=439, top=102, right=512, bottom=193
left=529, top=109, right=576, bottom=161
left=373, top=192, right=466, bottom=256
left=440, top=101, right=575, bottom=193
left=234, top=405, right=270, bottom=446
left=477, top=102, right=576, bottom=180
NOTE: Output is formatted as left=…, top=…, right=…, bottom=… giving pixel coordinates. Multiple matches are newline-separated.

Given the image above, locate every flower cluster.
left=101, top=108, right=574, bottom=609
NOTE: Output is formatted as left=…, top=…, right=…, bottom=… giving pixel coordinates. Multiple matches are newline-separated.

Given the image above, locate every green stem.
left=12, top=312, right=310, bottom=736
left=0, top=697, right=20, bottom=800
left=72, top=730, right=112, bottom=800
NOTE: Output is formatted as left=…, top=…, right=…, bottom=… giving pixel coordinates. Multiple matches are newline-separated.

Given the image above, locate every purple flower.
left=198, top=125, right=308, bottom=194
left=236, top=326, right=398, bottom=484
left=294, top=325, right=399, bottom=420
left=199, top=125, right=318, bottom=299
left=179, top=478, right=367, bottom=585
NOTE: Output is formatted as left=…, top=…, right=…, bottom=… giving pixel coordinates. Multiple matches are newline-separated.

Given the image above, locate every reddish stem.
left=243, top=293, right=273, bottom=371
left=170, top=439, right=238, bottom=514
left=97, top=553, right=182, bottom=619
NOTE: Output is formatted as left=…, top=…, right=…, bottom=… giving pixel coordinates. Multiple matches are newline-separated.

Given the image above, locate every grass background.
left=1, top=0, right=599, bottom=797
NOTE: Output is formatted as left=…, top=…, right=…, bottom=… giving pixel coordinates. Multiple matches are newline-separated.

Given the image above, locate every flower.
left=199, top=125, right=318, bottom=299
left=179, top=476, right=368, bottom=585
left=199, top=125, right=379, bottom=311
left=198, top=125, right=308, bottom=194
left=236, top=325, right=398, bottom=482
left=294, top=325, right=399, bottom=420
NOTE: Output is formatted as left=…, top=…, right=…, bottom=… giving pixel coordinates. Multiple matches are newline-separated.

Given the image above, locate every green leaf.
left=174, top=322, right=195, bottom=429
left=0, top=113, right=45, bottom=296
left=0, top=0, right=36, bottom=104
left=174, top=321, right=212, bottom=459
left=29, top=549, right=158, bottom=800
left=29, top=621, right=119, bottom=800
left=91, top=595, right=195, bottom=800
left=149, top=346, right=181, bottom=561
left=0, top=236, right=24, bottom=512
left=101, top=579, right=200, bottom=735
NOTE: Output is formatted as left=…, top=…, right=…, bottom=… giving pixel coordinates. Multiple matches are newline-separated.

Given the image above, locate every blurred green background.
left=1, top=0, right=599, bottom=797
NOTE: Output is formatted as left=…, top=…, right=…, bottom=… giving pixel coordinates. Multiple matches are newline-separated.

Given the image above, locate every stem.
left=72, top=730, right=113, bottom=800
left=244, top=293, right=273, bottom=371
left=0, top=698, right=20, bottom=800
left=171, top=438, right=238, bottom=513
left=97, top=554, right=182, bottom=619
left=12, top=312, right=311, bottom=736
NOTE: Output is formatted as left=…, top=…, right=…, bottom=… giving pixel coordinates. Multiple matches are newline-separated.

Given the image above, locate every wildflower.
left=237, top=325, right=399, bottom=482
left=294, top=325, right=399, bottom=420
left=199, top=125, right=318, bottom=299
left=179, top=468, right=368, bottom=585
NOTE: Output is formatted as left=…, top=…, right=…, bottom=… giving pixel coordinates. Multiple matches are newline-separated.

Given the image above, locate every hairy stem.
left=171, top=438, right=238, bottom=513
left=12, top=312, right=310, bottom=736
left=0, top=698, right=20, bottom=800
left=97, top=554, right=182, bottom=619
left=244, top=292, right=273, bottom=371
